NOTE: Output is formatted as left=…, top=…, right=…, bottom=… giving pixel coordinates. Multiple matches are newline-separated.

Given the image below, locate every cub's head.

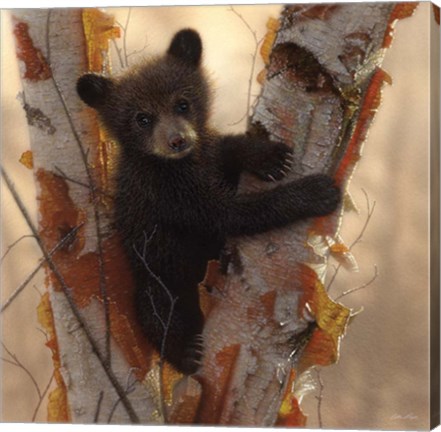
left=77, top=29, right=210, bottom=160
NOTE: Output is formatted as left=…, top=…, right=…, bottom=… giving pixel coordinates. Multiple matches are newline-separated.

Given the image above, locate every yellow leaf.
left=19, top=150, right=33, bottom=169
left=37, top=293, right=70, bottom=422
left=299, top=265, right=351, bottom=368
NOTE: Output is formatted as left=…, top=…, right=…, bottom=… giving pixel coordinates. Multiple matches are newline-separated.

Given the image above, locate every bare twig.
left=1, top=234, right=35, bottom=263
left=133, top=228, right=178, bottom=421
left=229, top=6, right=263, bottom=127
left=107, top=368, right=137, bottom=423
left=126, top=39, right=149, bottom=62
left=112, top=9, right=148, bottom=70
left=1, top=223, right=84, bottom=313
left=53, top=165, right=112, bottom=199
left=94, top=391, right=105, bottom=423
left=111, top=38, right=125, bottom=70
left=115, top=8, right=132, bottom=68
left=122, top=8, right=132, bottom=68
left=315, top=368, right=324, bottom=428
left=1, top=166, right=140, bottom=423
left=1, top=341, right=42, bottom=399
left=335, top=265, right=379, bottom=301
left=32, top=371, right=55, bottom=422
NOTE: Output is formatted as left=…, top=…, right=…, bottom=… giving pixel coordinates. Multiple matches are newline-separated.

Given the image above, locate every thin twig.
left=1, top=235, right=35, bottom=263
left=113, top=10, right=148, bottom=68
left=32, top=371, right=55, bottom=422
left=229, top=6, right=263, bottom=127
left=315, top=368, right=324, bottom=428
left=1, top=223, right=84, bottom=313
left=111, top=38, right=125, bottom=70
left=123, top=8, right=132, bottom=68
left=1, top=341, right=41, bottom=399
left=133, top=228, right=178, bottom=421
left=94, top=391, right=105, bottom=423
left=335, top=265, right=379, bottom=301
left=126, top=39, right=149, bottom=62
left=53, top=166, right=112, bottom=199
left=107, top=368, right=137, bottom=423
left=1, top=166, right=140, bottom=423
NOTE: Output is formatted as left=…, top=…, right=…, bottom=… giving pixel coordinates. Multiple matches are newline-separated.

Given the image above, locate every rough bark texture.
left=9, top=3, right=417, bottom=426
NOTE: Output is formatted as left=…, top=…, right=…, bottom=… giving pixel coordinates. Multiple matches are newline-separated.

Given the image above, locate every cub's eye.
left=176, top=99, right=189, bottom=114
left=135, top=112, right=153, bottom=128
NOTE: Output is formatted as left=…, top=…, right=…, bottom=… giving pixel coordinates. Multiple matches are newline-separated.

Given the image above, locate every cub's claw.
left=267, top=174, right=277, bottom=182
left=251, top=142, right=293, bottom=182
left=179, top=333, right=204, bottom=374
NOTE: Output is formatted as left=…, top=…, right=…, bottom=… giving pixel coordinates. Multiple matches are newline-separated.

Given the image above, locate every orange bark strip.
left=19, top=150, right=34, bottom=169
left=198, top=260, right=224, bottom=318
left=298, top=4, right=340, bottom=21
left=434, top=4, right=440, bottom=25
left=334, top=68, right=391, bottom=187
left=300, top=328, right=337, bottom=368
left=383, top=2, right=419, bottom=48
left=297, top=264, right=319, bottom=314
left=259, top=290, right=277, bottom=319
left=276, top=369, right=307, bottom=427
left=82, top=9, right=120, bottom=73
left=37, top=293, right=70, bottom=422
left=13, top=20, right=52, bottom=81
left=330, top=243, right=350, bottom=253
left=81, top=9, right=120, bottom=198
left=36, top=169, right=86, bottom=256
left=196, top=344, right=241, bottom=423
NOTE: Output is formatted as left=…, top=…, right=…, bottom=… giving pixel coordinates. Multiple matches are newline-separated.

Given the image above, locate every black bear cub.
left=77, top=29, right=340, bottom=374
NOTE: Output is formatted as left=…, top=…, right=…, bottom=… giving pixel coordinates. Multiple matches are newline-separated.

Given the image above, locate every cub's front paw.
left=297, top=174, right=341, bottom=217
left=250, top=142, right=294, bottom=182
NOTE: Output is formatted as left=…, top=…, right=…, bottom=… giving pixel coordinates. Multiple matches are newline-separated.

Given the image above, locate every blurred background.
left=1, top=3, right=433, bottom=429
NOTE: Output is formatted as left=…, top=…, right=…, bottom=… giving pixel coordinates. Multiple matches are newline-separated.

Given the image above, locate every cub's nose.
left=169, top=134, right=188, bottom=152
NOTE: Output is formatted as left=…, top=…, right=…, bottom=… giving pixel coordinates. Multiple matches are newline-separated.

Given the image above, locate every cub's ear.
left=76, top=74, right=113, bottom=108
left=167, top=29, right=202, bottom=67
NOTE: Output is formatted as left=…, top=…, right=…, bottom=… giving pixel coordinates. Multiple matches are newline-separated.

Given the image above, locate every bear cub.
left=77, top=29, right=340, bottom=374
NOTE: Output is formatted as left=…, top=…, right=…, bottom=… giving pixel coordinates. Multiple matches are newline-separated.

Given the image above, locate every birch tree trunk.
left=8, top=9, right=158, bottom=424
left=6, top=3, right=417, bottom=426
